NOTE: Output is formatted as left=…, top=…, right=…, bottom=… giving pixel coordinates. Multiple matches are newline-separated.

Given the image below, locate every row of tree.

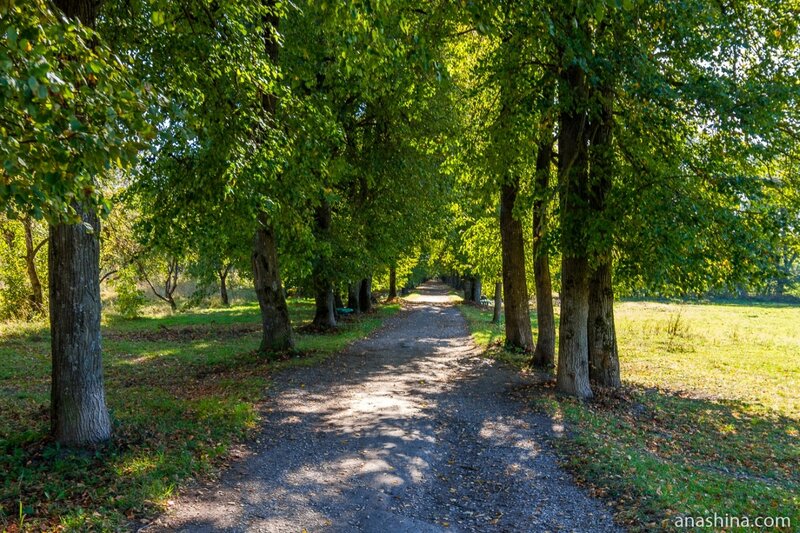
left=2, top=0, right=798, bottom=446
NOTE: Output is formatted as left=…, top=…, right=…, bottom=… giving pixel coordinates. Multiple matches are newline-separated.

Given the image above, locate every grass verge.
left=0, top=299, right=399, bottom=531
left=458, top=300, right=800, bottom=532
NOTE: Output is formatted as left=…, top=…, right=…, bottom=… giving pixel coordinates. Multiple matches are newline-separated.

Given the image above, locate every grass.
left=459, top=299, right=800, bottom=532
left=0, top=298, right=399, bottom=531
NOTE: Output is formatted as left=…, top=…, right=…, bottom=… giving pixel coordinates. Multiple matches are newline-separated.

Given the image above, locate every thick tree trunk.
left=557, top=257, right=592, bottom=398
left=252, top=218, right=294, bottom=352
left=532, top=131, right=555, bottom=369
left=472, top=276, right=482, bottom=303
left=492, top=281, right=502, bottom=324
left=312, top=286, right=336, bottom=328
left=49, top=204, right=111, bottom=446
left=23, top=217, right=45, bottom=314
left=388, top=265, right=398, bottom=300
left=588, top=260, right=621, bottom=387
left=347, top=282, right=360, bottom=313
left=556, top=58, right=592, bottom=399
left=499, top=180, right=534, bottom=351
left=587, top=86, right=621, bottom=388
left=49, top=0, right=110, bottom=447
left=311, top=199, right=336, bottom=328
left=359, top=277, right=372, bottom=313
left=251, top=3, right=293, bottom=352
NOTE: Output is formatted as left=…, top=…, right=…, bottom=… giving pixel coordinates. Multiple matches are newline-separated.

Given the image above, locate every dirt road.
left=145, top=282, right=620, bottom=532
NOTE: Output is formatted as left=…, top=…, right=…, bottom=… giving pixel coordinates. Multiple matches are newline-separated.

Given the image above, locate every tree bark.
left=359, top=277, right=372, bottom=313
left=388, top=265, right=398, bottom=300
left=587, top=86, right=621, bottom=388
left=347, top=282, right=360, bottom=313
left=251, top=1, right=293, bottom=352
left=49, top=204, right=111, bottom=446
left=556, top=58, right=593, bottom=399
left=499, top=180, right=534, bottom=351
left=492, top=281, right=502, bottom=324
left=311, top=199, right=336, bottom=328
left=49, top=0, right=110, bottom=447
left=463, top=277, right=473, bottom=303
left=472, top=276, right=482, bottom=303
left=23, top=217, right=45, bottom=314
left=218, top=265, right=230, bottom=306
left=532, top=130, right=555, bottom=369
left=588, top=260, right=621, bottom=387
left=252, top=218, right=294, bottom=352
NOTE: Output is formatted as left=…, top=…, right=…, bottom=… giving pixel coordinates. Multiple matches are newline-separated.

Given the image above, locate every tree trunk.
left=347, top=282, right=360, bottom=313
left=463, top=277, right=473, bottom=303
left=23, top=217, right=45, bottom=314
left=252, top=218, right=294, bottom=352
left=312, top=286, right=336, bottom=328
left=588, top=260, right=621, bottom=387
left=587, top=85, right=621, bottom=388
left=49, top=0, right=110, bottom=447
left=359, top=277, right=372, bottom=313
left=311, top=199, right=336, bottom=328
left=218, top=266, right=230, bottom=306
left=49, top=204, right=111, bottom=446
left=492, top=281, right=502, bottom=324
left=472, top=276, right=482, bottom=303
left=555, top=59, right=592, bottom=399
left=532, top=128, right=555, bottom=369
left=388, top=265, right=398, bottom=300
left=251, top=2, right=293, bottom=352
left=557, top=257, right=592, bottom=398
left=499, top=180, right=534, bottom=351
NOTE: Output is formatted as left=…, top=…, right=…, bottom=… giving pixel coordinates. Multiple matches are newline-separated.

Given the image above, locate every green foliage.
left=0, top=0, right=151, bottom=222
left=113, top=268, right=146, bottom=319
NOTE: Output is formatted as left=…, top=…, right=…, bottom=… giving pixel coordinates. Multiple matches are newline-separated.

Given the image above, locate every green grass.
left=459, top=300, right=800, bottom=531
left=0, top=299, right=399, bottom=531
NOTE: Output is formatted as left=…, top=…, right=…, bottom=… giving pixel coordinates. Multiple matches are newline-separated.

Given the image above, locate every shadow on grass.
left=528, top=382, right=799, bottom=530
left=0, top=303, right=399, bottom=531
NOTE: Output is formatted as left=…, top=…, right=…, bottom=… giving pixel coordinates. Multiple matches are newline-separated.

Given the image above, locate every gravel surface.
left=142, top=282, right=622, bottom=532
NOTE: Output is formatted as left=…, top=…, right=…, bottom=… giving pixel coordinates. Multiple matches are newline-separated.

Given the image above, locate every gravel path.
left=143, top=282, right=621, bottom=532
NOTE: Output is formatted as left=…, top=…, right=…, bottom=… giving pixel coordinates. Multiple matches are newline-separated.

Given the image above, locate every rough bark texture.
left=23, top=217, right=45, bottom=314
left=588, top=260, right=621, bottom=387
left=587, top=87, right=621, bottom=388
left=251, top=2, right=293, bottom=352
left=312, top=287, right=337, bottom=329
left=492, top=281, right=502, bottom=324
left=388, top=266, right=398, bottom=300
left=49, top=0, right=110, bottom=447
left=359, top=277, right=372, bottom=313
left=252, top=218, right=294, bottom=352
left=49, top=204, right=111, bottom=446
left=532, top=134, right=555, bottom=369
left=499, top=180, right=534, bottom=351
left=556, top=58, right=593, bottom=399
left=472, top=277, right=482, bottom=303
left=347, top=282, right=360, bottom=313
left=311, top=199, right=336, bottom=328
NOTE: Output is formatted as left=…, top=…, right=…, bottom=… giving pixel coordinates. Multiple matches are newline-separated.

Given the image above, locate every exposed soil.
left=140, top=281, right=621, bottom=532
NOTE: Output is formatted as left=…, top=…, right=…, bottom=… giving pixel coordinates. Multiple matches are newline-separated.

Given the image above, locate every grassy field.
left=460, top=300, right=800, bottom=531
left=0, top=299, right=399, bottom=531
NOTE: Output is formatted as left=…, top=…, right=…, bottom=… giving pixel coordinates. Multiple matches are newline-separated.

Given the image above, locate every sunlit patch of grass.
left=460, top=299, right=800, bottom=531
left=0, top=298, right=399, bottom=531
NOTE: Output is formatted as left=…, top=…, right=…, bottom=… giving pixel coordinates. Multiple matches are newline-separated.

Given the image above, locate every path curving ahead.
left=144, top=281, right=620, bottom=532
